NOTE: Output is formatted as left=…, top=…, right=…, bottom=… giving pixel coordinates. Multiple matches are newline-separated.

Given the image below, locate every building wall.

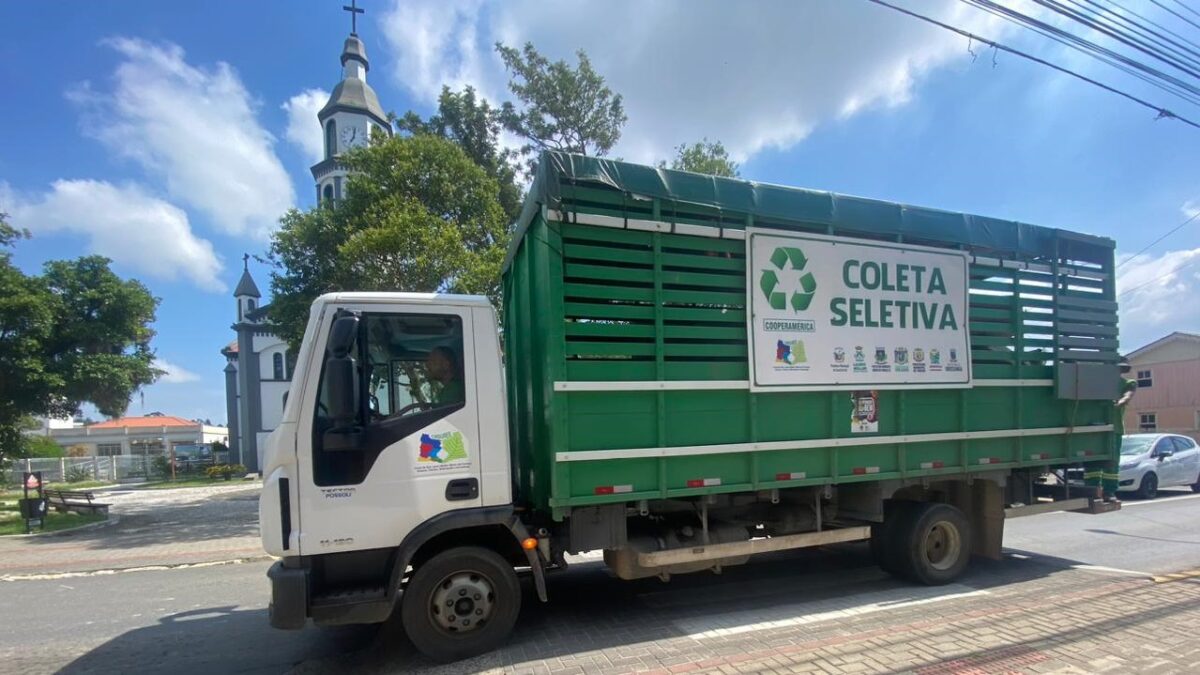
left=259, top=380, right=290, bottom=430
left=1124, top=354, right=1200, bottom=441
left=48, top=426, right=229, bottom=456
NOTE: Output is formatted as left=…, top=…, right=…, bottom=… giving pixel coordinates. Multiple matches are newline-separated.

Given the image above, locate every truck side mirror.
left=328, top=314, right=359, bottom=358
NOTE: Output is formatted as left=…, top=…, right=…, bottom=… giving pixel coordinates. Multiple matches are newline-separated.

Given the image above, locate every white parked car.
left=1118, top=434, right=1200, bottom=499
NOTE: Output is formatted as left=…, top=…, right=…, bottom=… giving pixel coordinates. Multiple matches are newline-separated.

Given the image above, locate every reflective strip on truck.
left=1075, top=450, right=1096, bottom=458
left=593, top=484, right=634, bottom=495
left=1029, top=453, right=1050, bottom=460
left=978, top=457, right=1002, bottom=465
left=686, top=478, right=722, bottom=488
left=919, top=461, right=944, bottom=469
left=851, top=466, right=880, bottom=475
left=775, top=472, right=807, bottom=481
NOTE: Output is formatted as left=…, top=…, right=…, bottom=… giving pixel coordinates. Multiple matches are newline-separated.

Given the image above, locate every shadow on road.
left=59, top=606, right=374, bottom=675
left=53, top=541, right=1150, bottom=674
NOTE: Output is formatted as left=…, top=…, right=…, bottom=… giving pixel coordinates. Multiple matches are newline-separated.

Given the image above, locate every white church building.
left=223, top=20, right=391, bottom=472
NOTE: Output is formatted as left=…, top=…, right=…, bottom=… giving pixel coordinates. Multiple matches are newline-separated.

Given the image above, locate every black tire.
left=400, top=546, right=521, bottom=663
left=1136, top=472, right=1158, bottom=500
left=872, top=501, right=916, bottom=576
left=1192, top=478, right=1200, bottom=493
left=890, top=502, right=972, bottom=586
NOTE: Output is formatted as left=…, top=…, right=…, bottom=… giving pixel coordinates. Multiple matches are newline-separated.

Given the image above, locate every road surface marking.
left=1152, top=568, right=1200, bottom=584
left=1071, top=564, right=1153, bottom=578
left=0, top=556, right=270, bottom=582
left=675, top=584, right=988, bottom=639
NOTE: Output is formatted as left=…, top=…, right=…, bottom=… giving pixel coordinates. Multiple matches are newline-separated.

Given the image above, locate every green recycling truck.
left=259, top=151, right=1122, bottom=662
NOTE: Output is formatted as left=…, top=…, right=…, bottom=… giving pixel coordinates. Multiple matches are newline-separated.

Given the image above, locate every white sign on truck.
left=747, top=229, right=972, bottom=391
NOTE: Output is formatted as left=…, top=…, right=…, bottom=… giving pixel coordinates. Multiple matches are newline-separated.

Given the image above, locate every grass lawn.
left=0, top=499, right=107, bottom=536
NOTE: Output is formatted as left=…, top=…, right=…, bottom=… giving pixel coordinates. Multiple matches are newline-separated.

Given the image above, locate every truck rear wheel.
left=871, top=501, right=916, bottom=574
left=891, top=502, right=971, bottom=585
left=401, top=546, right=521, bottom=663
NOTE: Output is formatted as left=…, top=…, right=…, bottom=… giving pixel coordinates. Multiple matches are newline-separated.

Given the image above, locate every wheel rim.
left=923, top=521, right=963, bottom=571
left=429, top=570, right=496, bottom=634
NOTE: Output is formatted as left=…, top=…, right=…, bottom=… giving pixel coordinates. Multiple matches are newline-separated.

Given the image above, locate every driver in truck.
left=427, top=345, right=464, bottom=407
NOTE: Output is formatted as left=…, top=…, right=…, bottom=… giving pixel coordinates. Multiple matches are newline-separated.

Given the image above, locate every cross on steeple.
left=343, top=0, right=364, bottom=35
left=242, top=253, right=250, bottom=271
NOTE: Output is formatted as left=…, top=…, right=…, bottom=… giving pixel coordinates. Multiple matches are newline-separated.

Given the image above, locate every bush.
left=64, top=464, right=92, bottom=483
left=205, top=464, right=248, bottom=480
left=151, top=455, right=172, bottom=477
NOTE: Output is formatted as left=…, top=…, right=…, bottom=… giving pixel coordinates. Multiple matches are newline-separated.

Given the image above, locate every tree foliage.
left=660, top=138, right=740, bottom=177
left=496, top=42, right=627, bottom=163
left=0, top=212, right=160, bottom=464
left=268, top=134, right=511, bottom=350
left=398, top=86, right=523, bottom=221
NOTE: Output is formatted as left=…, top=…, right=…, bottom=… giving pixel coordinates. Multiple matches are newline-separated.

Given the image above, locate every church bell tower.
left=310, top=0, right=392, bottom=203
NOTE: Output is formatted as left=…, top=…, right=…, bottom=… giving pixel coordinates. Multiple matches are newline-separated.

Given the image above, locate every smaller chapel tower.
left=310, top=0, right=391, bottom=203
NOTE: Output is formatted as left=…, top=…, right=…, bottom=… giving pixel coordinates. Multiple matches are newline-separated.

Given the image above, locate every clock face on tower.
left=340, top=126, right=359, bottom=148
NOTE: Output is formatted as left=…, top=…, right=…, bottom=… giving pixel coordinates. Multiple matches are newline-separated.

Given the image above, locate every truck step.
left=311, top=586, right=387, bottom=608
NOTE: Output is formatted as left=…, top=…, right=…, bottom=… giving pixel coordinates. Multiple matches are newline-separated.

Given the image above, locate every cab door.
left=295, top=304, right=483, bottom=556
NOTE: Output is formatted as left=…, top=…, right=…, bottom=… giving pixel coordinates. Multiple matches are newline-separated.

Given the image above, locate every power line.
left=1119, top=254, right=1200, bottom=297
left=1169, top=0, right=1200, bottom=21
left=863, top=0, right=1200, bottom=129
left=1116, top=209, right=1200, bottom=270
left=1149, top=0, right=1200, bottom=33
left=962, top=0, right=1200, bottom=106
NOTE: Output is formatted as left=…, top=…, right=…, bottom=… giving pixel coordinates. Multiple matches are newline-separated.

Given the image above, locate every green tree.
left=22, top=435, right=64, bottom=458
left=496, top=42, right=627, bottom=164
left=398, top=86, right=523, bottom=221
left=268, top=134, right=511, bottom=349
left=659, top=138, right=740, bottom=177
left=0, top=213, right=160, bottom=464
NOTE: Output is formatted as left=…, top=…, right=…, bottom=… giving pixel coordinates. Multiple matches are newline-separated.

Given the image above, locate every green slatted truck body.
left=503, top=152, right=1120, bottom=521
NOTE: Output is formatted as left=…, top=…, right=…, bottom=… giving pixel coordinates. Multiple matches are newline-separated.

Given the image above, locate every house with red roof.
left=49, top=413, right=229, bottom=458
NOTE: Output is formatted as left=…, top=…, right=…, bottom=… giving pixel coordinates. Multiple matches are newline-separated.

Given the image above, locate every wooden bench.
left=43, top=489, right=110, bottom=516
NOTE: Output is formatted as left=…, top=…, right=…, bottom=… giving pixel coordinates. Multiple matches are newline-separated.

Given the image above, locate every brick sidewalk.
left=0, top=483, right=267, bottom=576
left=292, top=549, right=1200, bottom=675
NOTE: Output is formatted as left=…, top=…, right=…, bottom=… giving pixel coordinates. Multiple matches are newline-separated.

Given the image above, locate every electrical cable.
left=863, top=0, right=1200, bottom=129
left=1118, top=254, right=1200, bottom=297
left=1116, top=210, right=1200, bottom=270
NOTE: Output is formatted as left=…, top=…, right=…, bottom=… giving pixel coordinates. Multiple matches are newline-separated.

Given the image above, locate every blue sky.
left=2, top=0, right=1199, bottom=425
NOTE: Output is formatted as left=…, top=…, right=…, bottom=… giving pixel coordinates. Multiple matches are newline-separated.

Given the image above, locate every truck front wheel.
left=891, top=502, right=972, bottom=585
left=401, top=546, right=521, bottom=663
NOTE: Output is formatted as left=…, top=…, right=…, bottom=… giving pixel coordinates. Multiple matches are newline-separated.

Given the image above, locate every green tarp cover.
left=506, top=150, right=1113, bottom=272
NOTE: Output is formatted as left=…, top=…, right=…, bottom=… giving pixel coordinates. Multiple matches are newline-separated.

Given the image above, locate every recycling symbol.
left=760, top=246, right=817, bottom=311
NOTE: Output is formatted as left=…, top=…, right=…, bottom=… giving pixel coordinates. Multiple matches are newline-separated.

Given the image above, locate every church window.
left=325, top=119, right=337, bottom=158
left=247, top=299, right=256, bottom=314
left=323, top=184, right=334, bottom=202
left=273, top=352, right=284, bottom=380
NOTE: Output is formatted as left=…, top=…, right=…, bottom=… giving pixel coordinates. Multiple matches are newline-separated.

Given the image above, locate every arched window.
left=273, top=352, right=284, bottom=380
left=247, top=299, right=256, bottom=313
left=322, top=184, right=334, bottom=202
left=325, top=119, right=337, bottom=158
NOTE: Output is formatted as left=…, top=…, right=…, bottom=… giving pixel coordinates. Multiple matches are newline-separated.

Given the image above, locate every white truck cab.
left=259, top=293, right=538, bottom=657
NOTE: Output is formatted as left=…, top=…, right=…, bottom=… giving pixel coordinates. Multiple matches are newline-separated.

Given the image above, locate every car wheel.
left=872, top=501, right=916, bottom=576
left=1192, top=474, right=1200, bottom=493
left=400, top=546, right=522, bottom=663
left=1136, top=472, right=1158, bottom=499
left=890, top=502, right=972, bottom=586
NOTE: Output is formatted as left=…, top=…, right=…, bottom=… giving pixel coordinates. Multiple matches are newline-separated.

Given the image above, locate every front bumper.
left=267, top=560, right=309, bottom=630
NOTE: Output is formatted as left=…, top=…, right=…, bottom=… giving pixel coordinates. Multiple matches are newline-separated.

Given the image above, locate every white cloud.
left=379, top=0, right=1008, bottom=164
left=283, top=88, right=330, bottom=165
left=154, top=358, right=201, bottom=384
left=1117, top=248, right=1200, bottom=350
left=1182, top=200, right=1200, bottom=220
left=69, top=38, right=294, bottom=239
left=8, top=179, right=225, bottom=292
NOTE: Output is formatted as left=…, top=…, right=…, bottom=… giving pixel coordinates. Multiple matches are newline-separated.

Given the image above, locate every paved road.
left=1, top=491, right=1198, bottom=674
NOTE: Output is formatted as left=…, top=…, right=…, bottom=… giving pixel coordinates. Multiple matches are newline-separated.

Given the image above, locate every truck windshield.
left=1120, top=437, right=1154, bottom=456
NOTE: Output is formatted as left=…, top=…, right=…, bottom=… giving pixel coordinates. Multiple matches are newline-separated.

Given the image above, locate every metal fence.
left=2, top=456, right=210, bottom=486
